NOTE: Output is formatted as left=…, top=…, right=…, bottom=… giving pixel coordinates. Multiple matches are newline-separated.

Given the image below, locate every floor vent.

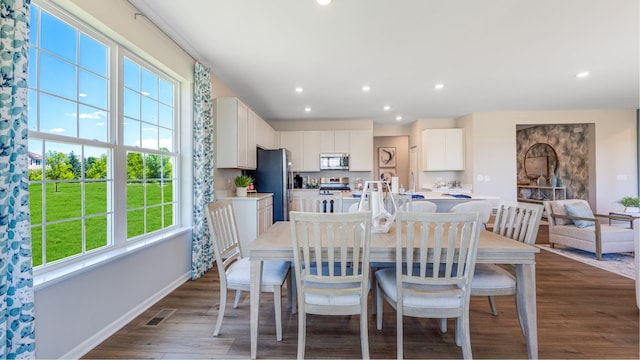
left=144, top=308, right=176, bottom=327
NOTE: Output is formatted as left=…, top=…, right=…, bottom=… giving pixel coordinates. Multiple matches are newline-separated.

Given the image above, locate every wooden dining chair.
left=399, top=200, right=437, bottom=212
left=450, top=200, right=493, bottom=229
left=203, top=200, right=292, bottom=340
left=290, top=211, right=373, bottom=359
left=472, top=201, right=543, bottom=316
left=375, top=211, right=482, bottom=359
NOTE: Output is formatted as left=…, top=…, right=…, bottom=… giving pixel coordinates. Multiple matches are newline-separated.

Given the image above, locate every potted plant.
left=234, top=175, right=254, bottom=197
left=618, top=196, right=640, bottom=212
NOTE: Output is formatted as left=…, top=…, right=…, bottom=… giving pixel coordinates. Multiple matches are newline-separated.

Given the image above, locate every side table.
left=608, top=211, right=640, bottom=227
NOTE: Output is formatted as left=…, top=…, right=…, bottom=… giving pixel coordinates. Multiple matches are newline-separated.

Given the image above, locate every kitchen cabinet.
left=349, top=130, right=373, bottom=171
left=219, top=194, right=273, bottom=251
left=215, top=97, right=257, bottom=169
left=320, top=131, right=350, bottom=153
left=280, top=131, right=303, bottom=172
left=280, top=131, right=322, bottom=171
left=422, top=128, right=464, bottom=171
left=302, top=131, right=321, bottom=171
left=256, top=115, right=278, bottom=150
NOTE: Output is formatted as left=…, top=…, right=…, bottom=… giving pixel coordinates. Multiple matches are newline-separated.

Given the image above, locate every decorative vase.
left=536, top=175, right=546, bottom=186
left=625, top=207, right=640, bottom=213
left=550, top=171, right=558, bottom=187
left=237, top=187, right=248, bottom=197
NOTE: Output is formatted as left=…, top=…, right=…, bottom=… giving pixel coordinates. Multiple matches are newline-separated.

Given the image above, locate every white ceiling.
left=129, top=0, right=639, bottom=125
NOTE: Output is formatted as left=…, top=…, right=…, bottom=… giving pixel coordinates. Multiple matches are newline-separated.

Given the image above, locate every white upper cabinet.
left=302, top=131, right=321, bottom=171
left=348, top=130, right=373, bottom=171
left=334, top=131, right=350, bottom=153
left=279, top=131, right=303, bottom=172
left=216, top=97, right=257, bottom=169
left=320, top=131, right=350, bottom=153
left=256, top=115, right=278, bottom=150
left=422, top=128, right=465, bottom=171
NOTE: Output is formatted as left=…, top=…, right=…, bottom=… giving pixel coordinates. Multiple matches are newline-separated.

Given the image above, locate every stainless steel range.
left=318, top=177, right=350, bottom=195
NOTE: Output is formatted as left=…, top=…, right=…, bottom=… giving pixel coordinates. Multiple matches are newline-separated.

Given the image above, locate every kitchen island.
left=293, top=189, right=499, bottom=213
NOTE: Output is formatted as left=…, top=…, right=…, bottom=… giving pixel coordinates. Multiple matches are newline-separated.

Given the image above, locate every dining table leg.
left=515, top=263, right=538, bottom=359
left=250, top=259, right=263, bottom=359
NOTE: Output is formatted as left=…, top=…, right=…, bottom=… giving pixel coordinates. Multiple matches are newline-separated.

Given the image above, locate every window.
left=28, top=3, right=179, bottom=269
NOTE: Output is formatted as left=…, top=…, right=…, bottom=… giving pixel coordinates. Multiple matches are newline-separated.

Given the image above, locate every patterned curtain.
left=0, top=0, right=36, bottom=357
left=191, top=62, right=215, bottom=279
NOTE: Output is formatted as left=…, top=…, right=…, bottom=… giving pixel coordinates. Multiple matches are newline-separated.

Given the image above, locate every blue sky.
left=28, top=4, right=174, bottom=160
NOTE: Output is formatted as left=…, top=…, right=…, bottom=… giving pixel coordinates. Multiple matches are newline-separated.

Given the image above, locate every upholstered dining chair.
left=375, top=211, right=482, bottom=359
left=203, top=200, right=292, bottom=340
left=289, top=211, right=373, bottom=359
left=399, top=200, right=437, bottom=212
left=472, top=200, right=543, bottom=316
left=450, top=200, right=493, bottom=229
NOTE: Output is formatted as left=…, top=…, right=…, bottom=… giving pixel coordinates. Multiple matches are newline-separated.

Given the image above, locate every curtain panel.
left=191, top=62, right=215, bottom=279
left=0, top=0, right=36, bottom=357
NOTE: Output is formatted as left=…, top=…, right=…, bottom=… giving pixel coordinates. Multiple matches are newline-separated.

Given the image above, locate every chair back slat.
left=290, top=211, right=372, bottom=296
left=493, top=200, right=543, bottom=245
left=204, top=200, right=243, bottom=281
left=396, top=211, right=482, bottom=302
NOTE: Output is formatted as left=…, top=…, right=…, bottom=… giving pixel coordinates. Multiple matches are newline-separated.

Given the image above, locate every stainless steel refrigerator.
left=246, top=148, right=293, bottom=222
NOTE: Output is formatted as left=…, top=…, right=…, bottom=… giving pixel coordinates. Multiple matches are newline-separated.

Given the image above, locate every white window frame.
left=30, top=1, right=183, bottom=281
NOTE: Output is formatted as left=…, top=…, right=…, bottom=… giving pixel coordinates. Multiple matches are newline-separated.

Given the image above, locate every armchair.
left=543, top=199, right=637, bottom=260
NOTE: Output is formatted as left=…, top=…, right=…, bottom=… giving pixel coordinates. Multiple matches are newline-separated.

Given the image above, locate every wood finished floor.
left=83, top=226, right=639, bottom=359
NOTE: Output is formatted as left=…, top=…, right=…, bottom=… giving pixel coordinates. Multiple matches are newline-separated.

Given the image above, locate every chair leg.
left=297, top=309, right=306, bottom=359
left=440, top=318, right=447, bottom=333
left=274, top=286, right=283, bottom=341
left=396, top=305, right=403, bottom=359
left=233, top=290, right=242, bottom=308
left=459, top=315, right=473, bottom=359
left=213, top=288, right=227, bottom=337
left=376, top=281, right=384, bottom=330
left=488, top=295, right=498, bottom=316
left=360, top=305, right=370, bottom=359
left=370, top=266, right=377, bottom=315
left=291, top=271, right=297, bottom=314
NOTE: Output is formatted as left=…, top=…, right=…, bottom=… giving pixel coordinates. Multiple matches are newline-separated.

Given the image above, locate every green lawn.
left=29, top=181, right=173, bottom=266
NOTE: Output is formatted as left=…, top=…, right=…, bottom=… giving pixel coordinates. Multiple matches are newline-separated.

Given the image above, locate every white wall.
left=36, top=1, right=195, bottom=358
left=465, top=110, right=637, bottom=213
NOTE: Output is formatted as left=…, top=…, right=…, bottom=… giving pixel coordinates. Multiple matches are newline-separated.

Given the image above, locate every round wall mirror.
left=524, top=143, right=558, bottom=180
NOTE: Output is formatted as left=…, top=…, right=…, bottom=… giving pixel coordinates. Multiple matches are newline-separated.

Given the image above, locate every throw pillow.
left=550, top=201, right=572, bottom=225
left=564, top=202, right=596, bottom=228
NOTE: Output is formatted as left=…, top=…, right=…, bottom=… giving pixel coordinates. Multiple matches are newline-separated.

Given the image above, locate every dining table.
left=249, top=221, right=540, bottom=359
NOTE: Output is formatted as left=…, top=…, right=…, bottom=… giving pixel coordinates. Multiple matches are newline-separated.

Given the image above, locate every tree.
left=145, top=154, right=162, bottom=179
left=86, top=154, right=107, bottom=179
left=68, top=151, right=81, bottom=179
left=45, top=151, right=74, bottom=192
left=127, top=152, right=144, bottom=180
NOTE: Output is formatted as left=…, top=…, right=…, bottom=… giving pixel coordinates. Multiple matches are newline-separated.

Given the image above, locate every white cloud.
left=50, top=128, right=65, bottom=133
left=65, top=111, right=106, bottom=120
left=96, top=122, right=105, bottom=126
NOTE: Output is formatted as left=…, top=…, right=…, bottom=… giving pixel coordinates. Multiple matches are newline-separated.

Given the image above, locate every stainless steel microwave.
left=320, top=153, right=349, bottom=170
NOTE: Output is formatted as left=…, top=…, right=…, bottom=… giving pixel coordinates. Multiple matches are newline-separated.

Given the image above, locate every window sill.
left=34, top=226, right=192, bottom=290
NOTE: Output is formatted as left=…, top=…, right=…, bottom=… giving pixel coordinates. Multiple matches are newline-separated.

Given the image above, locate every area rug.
left=536, top=244, right=636, bottom=280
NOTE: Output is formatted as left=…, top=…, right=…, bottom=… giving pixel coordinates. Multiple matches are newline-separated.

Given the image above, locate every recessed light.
left=395, top=115, right=402, bottom=121
left=434, top=83, right=444, bottom=90
left=362, top=85, right=371, bottom=92
left=317, top=0, right=332, bottom=5
left=304, top=107, right=311, bottom=112
left=576, top=71, right=590, bottom=78
left=383, top=105, right=391, bottom=111
left=295, top=87, right=304, bottom=93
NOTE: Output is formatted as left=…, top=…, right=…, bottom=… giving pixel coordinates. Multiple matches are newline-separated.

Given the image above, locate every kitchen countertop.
left=216, top=193, right=273, bottom=201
